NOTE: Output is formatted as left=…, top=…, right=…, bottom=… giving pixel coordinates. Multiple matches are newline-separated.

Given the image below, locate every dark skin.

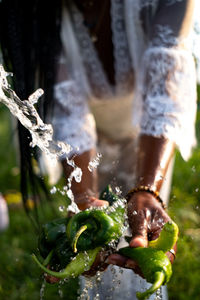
left=45, top=137, right=176, bottom=284
left=45, top=135, right=176, bottom=282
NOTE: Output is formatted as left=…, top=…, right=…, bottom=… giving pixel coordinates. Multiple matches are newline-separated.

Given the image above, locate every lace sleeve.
left=52, top=80, right=97, bottom=157
left=140, top=0, right=197, bottom=160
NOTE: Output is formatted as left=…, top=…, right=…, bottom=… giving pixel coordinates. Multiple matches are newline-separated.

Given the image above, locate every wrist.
left=126, top=185, right=166, bottom=210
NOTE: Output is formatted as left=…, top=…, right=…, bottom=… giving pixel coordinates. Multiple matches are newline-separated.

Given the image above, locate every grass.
left=0, top=97, right=200, bottom=299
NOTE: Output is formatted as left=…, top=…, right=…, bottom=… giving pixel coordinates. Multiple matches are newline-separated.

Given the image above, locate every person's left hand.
left=75, top=194, right=109, bottom=211
left=105, top=191, right=176, bottom=276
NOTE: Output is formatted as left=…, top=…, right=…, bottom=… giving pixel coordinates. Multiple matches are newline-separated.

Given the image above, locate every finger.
left=90, top=198, right=109, bottom=208
left=127, top=199, right=150, bottom=243
left=106, top=254, right=143, bottom=277
left=78, top=197, right=109, bottom=210
left=129, top=236, right=148, bottom=248
left=128, top=208, right=150, bottom=248
left=44, top=273, right=60, bottom=284
left=166, top=243, right=177, bottom=264
left=125, top=259, right=144, bottom=278
left=150, top=208, right=170, bottom=241
left=105, top=254, right=128, bottom=267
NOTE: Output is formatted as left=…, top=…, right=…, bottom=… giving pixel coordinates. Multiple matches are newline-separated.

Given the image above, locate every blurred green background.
left=0, top=85, right=200, bottom=299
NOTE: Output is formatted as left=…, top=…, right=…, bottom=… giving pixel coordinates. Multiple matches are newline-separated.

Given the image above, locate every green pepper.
left=66, top=185, right=126, bottom=252
left=119, top=247, right=172, bottom=300
left=100, top=184, right=119, bottom=205
left=33, top=185, right=126, bottom=277
left=32, top=247, right=101, bottom=279
left=38, top=217, right=70, bottom=258
left=148, top=220, right=179, bottom=253
left=53, top=235, right=75, bottom=269
left=119, top=221, right=179, bottom=300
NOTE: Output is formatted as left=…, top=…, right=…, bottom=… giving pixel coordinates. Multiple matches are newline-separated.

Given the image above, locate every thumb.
left=130, top=236, right=148, bottom=248
left=91, top=198, right=109, bottom=208
left=128, top=210, right=149, bottom=248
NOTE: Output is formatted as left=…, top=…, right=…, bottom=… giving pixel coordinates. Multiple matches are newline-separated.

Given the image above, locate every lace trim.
left=151, top=24, right=191, bottom=49
left=70, top=0, right=133, bottom=99
left=140, top=46, right=197, bottom=160
left=111, top=0, right=134, bottom=95
left=52, top=81, right=97, bottom=156
left=141, top=0, right=183, bottom=7
left=70, top=3, right=113, bottom=98
left=140, top=0, right=158, bottom=8
left=166, top=0, right=184, bottom=6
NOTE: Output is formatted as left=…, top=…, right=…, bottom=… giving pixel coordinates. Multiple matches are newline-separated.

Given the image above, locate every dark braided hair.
left=0, top=0, right=62, bottom=228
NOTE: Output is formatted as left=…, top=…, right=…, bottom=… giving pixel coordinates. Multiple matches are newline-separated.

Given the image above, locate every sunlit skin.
left=42, top=135, right=175, bottom=282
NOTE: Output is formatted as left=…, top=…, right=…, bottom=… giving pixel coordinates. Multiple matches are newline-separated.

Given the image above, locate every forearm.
left=135, top=134, right=175, bottom=192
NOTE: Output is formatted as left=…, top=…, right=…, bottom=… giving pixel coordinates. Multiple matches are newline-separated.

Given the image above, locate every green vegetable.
left=53, top=236, right=74, bottom=269
left=100, top=184, right=119, bottom=205
left=38, top=217, right=70, bottom=258
left=119, top=221, right=179, bottom=300
left=32, top=247, right=101, bottom=279
left=148, top=220, right=179, bottom=253
left=33, top=185, right=126, bottom=278
left=66, top=210, right=121, bottom=252
left=66, top=185, right=126, bottom=252
left=119, top=247, right=172, bottom=300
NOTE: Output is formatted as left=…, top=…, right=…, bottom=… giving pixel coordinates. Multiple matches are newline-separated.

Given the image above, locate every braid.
left=0, top=0, right=62, bottom=227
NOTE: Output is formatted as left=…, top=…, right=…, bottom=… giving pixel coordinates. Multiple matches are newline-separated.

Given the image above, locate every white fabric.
left=53, top=80, right=97, bottom=156
left=89, top=93, right=136, bottom=141
left=52, top=0, right=197, bottom=160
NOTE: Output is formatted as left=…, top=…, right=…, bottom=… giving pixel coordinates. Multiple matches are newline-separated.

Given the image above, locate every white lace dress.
left=52, top=0, right=197, bottom=299
left=53, top=0, right=197, bottom=161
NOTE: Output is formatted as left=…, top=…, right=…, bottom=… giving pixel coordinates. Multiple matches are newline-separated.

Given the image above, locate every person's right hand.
left=105, top=191, right=176, bottom=277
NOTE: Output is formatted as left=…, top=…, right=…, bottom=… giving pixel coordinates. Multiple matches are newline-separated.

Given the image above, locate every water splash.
left=155, top=287, right=163, bottom=300
left=0, top=65, right=81, bottom=209
left=88, top=153, right=102, bottom=172
left=39, top=279, right=46, bottom=300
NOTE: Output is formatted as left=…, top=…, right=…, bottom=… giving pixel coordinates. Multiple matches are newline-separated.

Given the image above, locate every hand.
left=106, top=191, right=176, bottom=276
left=83, top=249, right=110, bottom=277
left=75, top=193, right=109, bottom=211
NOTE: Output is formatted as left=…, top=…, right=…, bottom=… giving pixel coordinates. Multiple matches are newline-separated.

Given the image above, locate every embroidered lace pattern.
left=70, top=0, right=133, bottom=98
left=111, top=0, right=134, bottom=95
left=53, top=0, right=197, bottom=160
left=166, top=0, right=184, bottom=6
left=140, top=46, right=197, bottom=160
left=52, top=80, right=97, bottom=156
left=151, top=24, right=190, bottom=49
left=140, top=0, right=158, bottom=8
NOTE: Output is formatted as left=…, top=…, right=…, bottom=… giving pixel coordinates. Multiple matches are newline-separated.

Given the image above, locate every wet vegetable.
left=119, top=221, right=179, bottom=300
left=66, top=185, right=126, bottom=252
left=33, top=185, right=126, bottom=278
left=148, top=220, right=179, bottom=253
left=38, top=217, right=70, bottom=258
left=32, top=247, right=101, bottom=279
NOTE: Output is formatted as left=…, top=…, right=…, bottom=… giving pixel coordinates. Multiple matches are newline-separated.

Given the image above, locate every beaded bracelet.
left=125, top=185, right=166, bottom=210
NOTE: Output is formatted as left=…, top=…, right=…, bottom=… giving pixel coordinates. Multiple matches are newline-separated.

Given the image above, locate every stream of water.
left=0, top=64, right=85, bottom=212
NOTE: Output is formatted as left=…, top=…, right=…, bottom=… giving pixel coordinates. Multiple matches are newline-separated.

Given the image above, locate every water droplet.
left=88, top=152, right=102, bottom=172
left=50, top=186, right=57, bottom=194
left=59, top=205, right=65, bottom=212
left=191, top=165, right=196, bottom=172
